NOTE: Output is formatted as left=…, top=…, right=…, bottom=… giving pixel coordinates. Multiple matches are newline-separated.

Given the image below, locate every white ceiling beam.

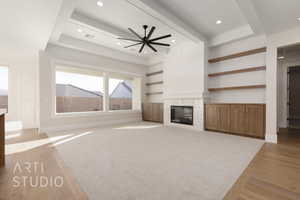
left=235, top=0, right=264, bottom=35
left=71, top=11, right=133, bottom=39
left=52, top=34, right=150, bottom=65
left=49, top=0, right=77, bottom=44
left=126, top=0, right=206, bottom=43
left=209, top=25, right=254, bottom=47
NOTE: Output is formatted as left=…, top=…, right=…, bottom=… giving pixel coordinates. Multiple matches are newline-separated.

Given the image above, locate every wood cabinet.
left=142, top=103, right=153, bottom=121
left=230, top=104, right=246, bottom=134
left=217, top=104, right=231, bottom=132
left=142, top=103, right=163, bottom=123
left=0, top=113, right=5, bottom=166
left=205, top=104, right=218, bottom=130
left=244, top=104, right=265, bottom=138
left=205, top=104, right=231, bottom=132
left=205, top=104, right=265, bottom=139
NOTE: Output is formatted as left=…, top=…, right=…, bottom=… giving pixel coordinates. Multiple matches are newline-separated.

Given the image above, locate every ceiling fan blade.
left=139, top=43, right=146, bottom=53
left=124, top=42, right=142, bottom=48
left=149, top=42, right=170, bottom=46
left=149, top=34, right=172, bottom=42
left=128, top=28, right=143, bottom=40
left=118, top=38, right=141, bottom=42
left=146, top=26, right=156, bottom=40
left=147, top=43, right=157, bottom=52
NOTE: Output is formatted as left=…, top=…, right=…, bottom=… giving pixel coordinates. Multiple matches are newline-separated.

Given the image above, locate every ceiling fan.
left=118, top=25, right=172, bottom=53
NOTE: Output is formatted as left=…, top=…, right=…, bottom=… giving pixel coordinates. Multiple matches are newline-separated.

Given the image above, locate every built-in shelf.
left=146, top=81, right=163, bottom=86
left=208, top=84, right=266, bottom=92
left=146, top=70, right=163, bottom=77
left=208, top=47, right=267, bottom=63
left=208, top=66, right=266, bottom=77
left=146, top=92, right=163, bottom=96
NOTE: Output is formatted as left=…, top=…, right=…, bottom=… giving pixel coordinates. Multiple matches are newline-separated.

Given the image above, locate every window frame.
left=0, top=65, right=9, bottom=114
left=52, top=61, right=140, bottom=118
left=55, top=66, right=105, bottom=115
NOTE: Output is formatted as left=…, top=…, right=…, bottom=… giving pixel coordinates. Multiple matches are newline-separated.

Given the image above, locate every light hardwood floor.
left=0, top=129, right=88, bottom=200
left=224, top=128, right=300, bottom=200
left=1, top=128, right=300, bottom=200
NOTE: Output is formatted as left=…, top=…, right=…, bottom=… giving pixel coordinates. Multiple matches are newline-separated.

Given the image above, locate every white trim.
left=0, top=65, right=9, bottom=118
left=51, top=59, right=144, bottom=78
left=265, top=133, right=277, bottom=144
left=50, top=60, right=140, bottom=119
left=40, top=116, right=142, bottom=133
left=53, top=110, right=141, bottom=119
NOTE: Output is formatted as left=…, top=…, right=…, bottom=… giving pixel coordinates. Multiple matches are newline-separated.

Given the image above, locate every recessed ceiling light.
left=117, top=42, right=122, bottom=46
left=298, top=17, right=300, bottom=21
left=278, top=56, right=285, bottom=60
left=77, top=29, right=83, bottom=33
left=171, top=39, right=176, bottom=43
left=216, top=20, right=222, bottom=25
left=97, top=1, right=104, bottom=7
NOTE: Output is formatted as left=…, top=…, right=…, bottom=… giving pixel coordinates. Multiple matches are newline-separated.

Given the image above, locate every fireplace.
left=171, top=106, right=193, bottom=125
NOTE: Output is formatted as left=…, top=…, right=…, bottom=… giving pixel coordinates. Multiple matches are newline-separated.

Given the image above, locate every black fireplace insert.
left=171, top=106, right=193, bottom=125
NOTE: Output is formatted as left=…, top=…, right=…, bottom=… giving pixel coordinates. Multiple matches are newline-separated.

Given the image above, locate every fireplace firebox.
left=171, top=106, right=193, bottom=125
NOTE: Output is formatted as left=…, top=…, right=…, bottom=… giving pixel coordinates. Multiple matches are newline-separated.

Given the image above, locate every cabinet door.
left=230, top=104, right=246, bottom=134
left=0, top=115, right=4, bottom=166
left=159, top=103, right=164, bottom=123
left=152, top=103, right=160, bottom=122
left=245, top=104, right=265, bottom=138
left=142, top=103, right=153, bottom=121
left=216, top=104, right=231, bottom=132
left=205, top=104, right=218, bottom=130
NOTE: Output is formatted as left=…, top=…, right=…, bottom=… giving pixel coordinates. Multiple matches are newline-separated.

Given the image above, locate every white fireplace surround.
left=164, top=95, right=205, bottom=131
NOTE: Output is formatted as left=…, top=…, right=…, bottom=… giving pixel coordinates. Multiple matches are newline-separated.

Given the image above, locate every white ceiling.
left=152, top=0, right=248, bottom=38
left=252, top=0, right=300, bottom=34
left=48, top=0, right=300, bottom=64
left=0, top=0, right=62, bottom=51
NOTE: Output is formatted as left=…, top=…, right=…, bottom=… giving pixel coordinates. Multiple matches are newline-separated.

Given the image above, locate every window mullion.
left=103, top=73, right=109, bottom=112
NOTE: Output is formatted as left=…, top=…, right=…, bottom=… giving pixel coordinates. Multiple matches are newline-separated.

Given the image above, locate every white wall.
left=0, top=49, right=39, bottom=129
left=208, top=35, right=267, bottom=103
left=164, top=41, right=206, bottom=99
left=145, top=63, right=164, bottom=103
left=0, top=0, right=63, bottom=129
left=39, top=44, right=147, bottom=132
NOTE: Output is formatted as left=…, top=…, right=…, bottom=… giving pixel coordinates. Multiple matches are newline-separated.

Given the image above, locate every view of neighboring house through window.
left=109, top=78, right=132, bottom=110
left=56, top=67, right=104, bottom=113
left=0, top=66, right=8, bottom=112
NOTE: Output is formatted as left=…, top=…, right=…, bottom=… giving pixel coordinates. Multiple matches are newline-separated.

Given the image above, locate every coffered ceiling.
left=153, top=0, right=248, bottom=38
left=48, top=0, right=300, bottom=64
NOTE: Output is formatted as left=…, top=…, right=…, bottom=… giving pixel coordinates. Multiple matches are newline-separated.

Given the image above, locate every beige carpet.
left=46, top=122, right=264, bottom=200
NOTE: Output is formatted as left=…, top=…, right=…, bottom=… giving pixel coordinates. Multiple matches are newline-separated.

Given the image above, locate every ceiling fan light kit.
left=118, top=25, right=172, bottom=53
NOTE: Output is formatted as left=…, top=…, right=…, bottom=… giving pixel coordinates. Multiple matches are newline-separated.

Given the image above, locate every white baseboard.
left=265, top=134, right=277, bottom=144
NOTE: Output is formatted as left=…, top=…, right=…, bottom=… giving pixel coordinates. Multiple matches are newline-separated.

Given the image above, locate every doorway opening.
left=277, top=44, right=300, bottom=147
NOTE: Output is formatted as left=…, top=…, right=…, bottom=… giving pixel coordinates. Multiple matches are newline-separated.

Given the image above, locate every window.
left=109, top=78, right=132, bottom=110
left=56, top=66, right=104, bottom=113
left=0, top=66, right=8, bottom=112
